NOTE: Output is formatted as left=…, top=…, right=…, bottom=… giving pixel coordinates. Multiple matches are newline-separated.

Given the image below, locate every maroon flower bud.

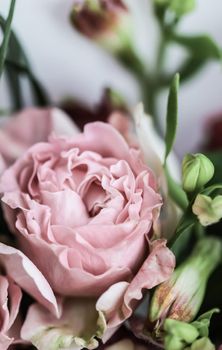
left=70, top=0, right=131, bottom=53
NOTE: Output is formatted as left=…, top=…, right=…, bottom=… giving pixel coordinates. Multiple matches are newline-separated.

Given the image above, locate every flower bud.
left=70, top=0, right=132, bottom=53
left=182, top=153, right=214, bottom=193
left=164, top=319, right=199, bottom=344
left=164, top=319, right=215, bottom=350
left=188, top=337, right=215, bottom=350
left=149, top=238, right=221, bottom=324
left=192, top=194, right=222, bottom=226
left=164, top=319, right=199, bottom=350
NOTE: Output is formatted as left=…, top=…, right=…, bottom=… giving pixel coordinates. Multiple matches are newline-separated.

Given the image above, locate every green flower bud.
left=192, top=194, right=222, bottom=226
left=165, top=334, right=185, bottom=350
left=162, top=309, right=218, bottom=350
left=185, top=337, right=215, bottom=350
left=164, top=319, right=199, bottom=344
left=182, top=153, right=214, bottom=193
left=149, top=238, right=221, bottom=324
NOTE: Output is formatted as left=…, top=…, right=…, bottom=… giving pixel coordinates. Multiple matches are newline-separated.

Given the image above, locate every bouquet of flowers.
left=0, top=1, right=222, bottom=349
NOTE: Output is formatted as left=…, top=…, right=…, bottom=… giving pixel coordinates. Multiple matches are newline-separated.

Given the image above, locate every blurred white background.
left=0, top=0, right=222, bottom=157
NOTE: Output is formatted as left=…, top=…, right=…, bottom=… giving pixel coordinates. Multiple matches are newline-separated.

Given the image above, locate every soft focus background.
left=0, top=0, right=222, bottom=157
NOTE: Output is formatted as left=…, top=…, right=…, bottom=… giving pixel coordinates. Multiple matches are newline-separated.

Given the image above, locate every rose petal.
left=0, top=333, right=13, bottom=350
left=0, top=108, right=79, bottom=166
left=6, top=279, right=22, bottom=332
left=0, top=243, right=59, bottom=317
left=0, top=154, right=6, bottom=175
left=50, top=108, right=79, bottom=137
left=21, top=298, right=107, bottom=350
left=71, top=122, right=131, bottom=161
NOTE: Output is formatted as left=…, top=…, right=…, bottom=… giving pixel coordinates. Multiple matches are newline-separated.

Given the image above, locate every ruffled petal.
left=97, top=240, right=175, bottom=327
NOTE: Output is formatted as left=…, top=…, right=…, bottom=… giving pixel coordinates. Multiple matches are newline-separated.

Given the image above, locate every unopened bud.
left=164, top=320, right=215, bottom=350
left=164, top=319, right=199, bottom=347
left=182, top=153, right=214, bottom=193
left=70, top=0, right=132, bottom=53
left=149, top=238, right=221, bottom=324
left=188, top=337, right=215, bottom=350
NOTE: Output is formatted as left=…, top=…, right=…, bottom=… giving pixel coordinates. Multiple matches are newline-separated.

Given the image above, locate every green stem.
left=142, top=21, right=168, bottom=130
left=117, top=43, right=147, bottom=89
left=0, top=0, right=16, bottom=78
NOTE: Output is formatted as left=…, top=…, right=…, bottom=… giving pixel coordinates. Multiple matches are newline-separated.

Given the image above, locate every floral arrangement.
left=0, top=1, right=222, bottom=350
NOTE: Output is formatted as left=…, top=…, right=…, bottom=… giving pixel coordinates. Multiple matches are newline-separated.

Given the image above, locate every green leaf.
left=164, top=73, right=180, bottom=163
left=167, top=35, right=222, bottom=84
left=169, top=196, right=198, bottom=250
left=0, top=15, right=49, bottom=107
left=196, top=308, right=220, bottom=322
left=191, top=310, right=219, bottom=338
left=172, top=34, right=222, bottom=60
left=0, top=15, right=24, bottom=109
left=0, top=0, right=16, bottom=78
left=178, top=56, right=206, bottom=83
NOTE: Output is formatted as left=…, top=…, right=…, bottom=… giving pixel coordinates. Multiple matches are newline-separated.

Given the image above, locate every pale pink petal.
left=71, top=122, right=131, bottom=161
left=108, top=112, right=138, bottom=149
left=0, top=154, right=6, bottom=175
left=0, top=243, right=59, bottom=316
left=0, top=276, right=22, bottom=349
left=15, top=232, right=133, bottom=296
left=0, top=276, right=10, bottom=333
left=6, top=279, right=22, bottom=331
left=50, top=108, right=79, bottom=137
left=96, top=282, right=129, bottom=322
left=21, top=299, right=106, bottom=350
left=41, top=189, right=89, bottom=227
left=0, top=107, right=78, bottom=167
left=0, top=333, right=13, bottom=350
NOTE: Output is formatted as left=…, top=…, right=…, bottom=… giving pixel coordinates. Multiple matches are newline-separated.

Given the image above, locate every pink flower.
left=0, top=122, right=175, bottom=348
left=0, top=107, right=78, bottom=169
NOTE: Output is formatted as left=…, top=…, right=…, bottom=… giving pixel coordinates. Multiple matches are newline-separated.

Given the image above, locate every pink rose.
left=0, top=107, right=78, bottom=169
left=0, top=122, right=175, bottom=348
